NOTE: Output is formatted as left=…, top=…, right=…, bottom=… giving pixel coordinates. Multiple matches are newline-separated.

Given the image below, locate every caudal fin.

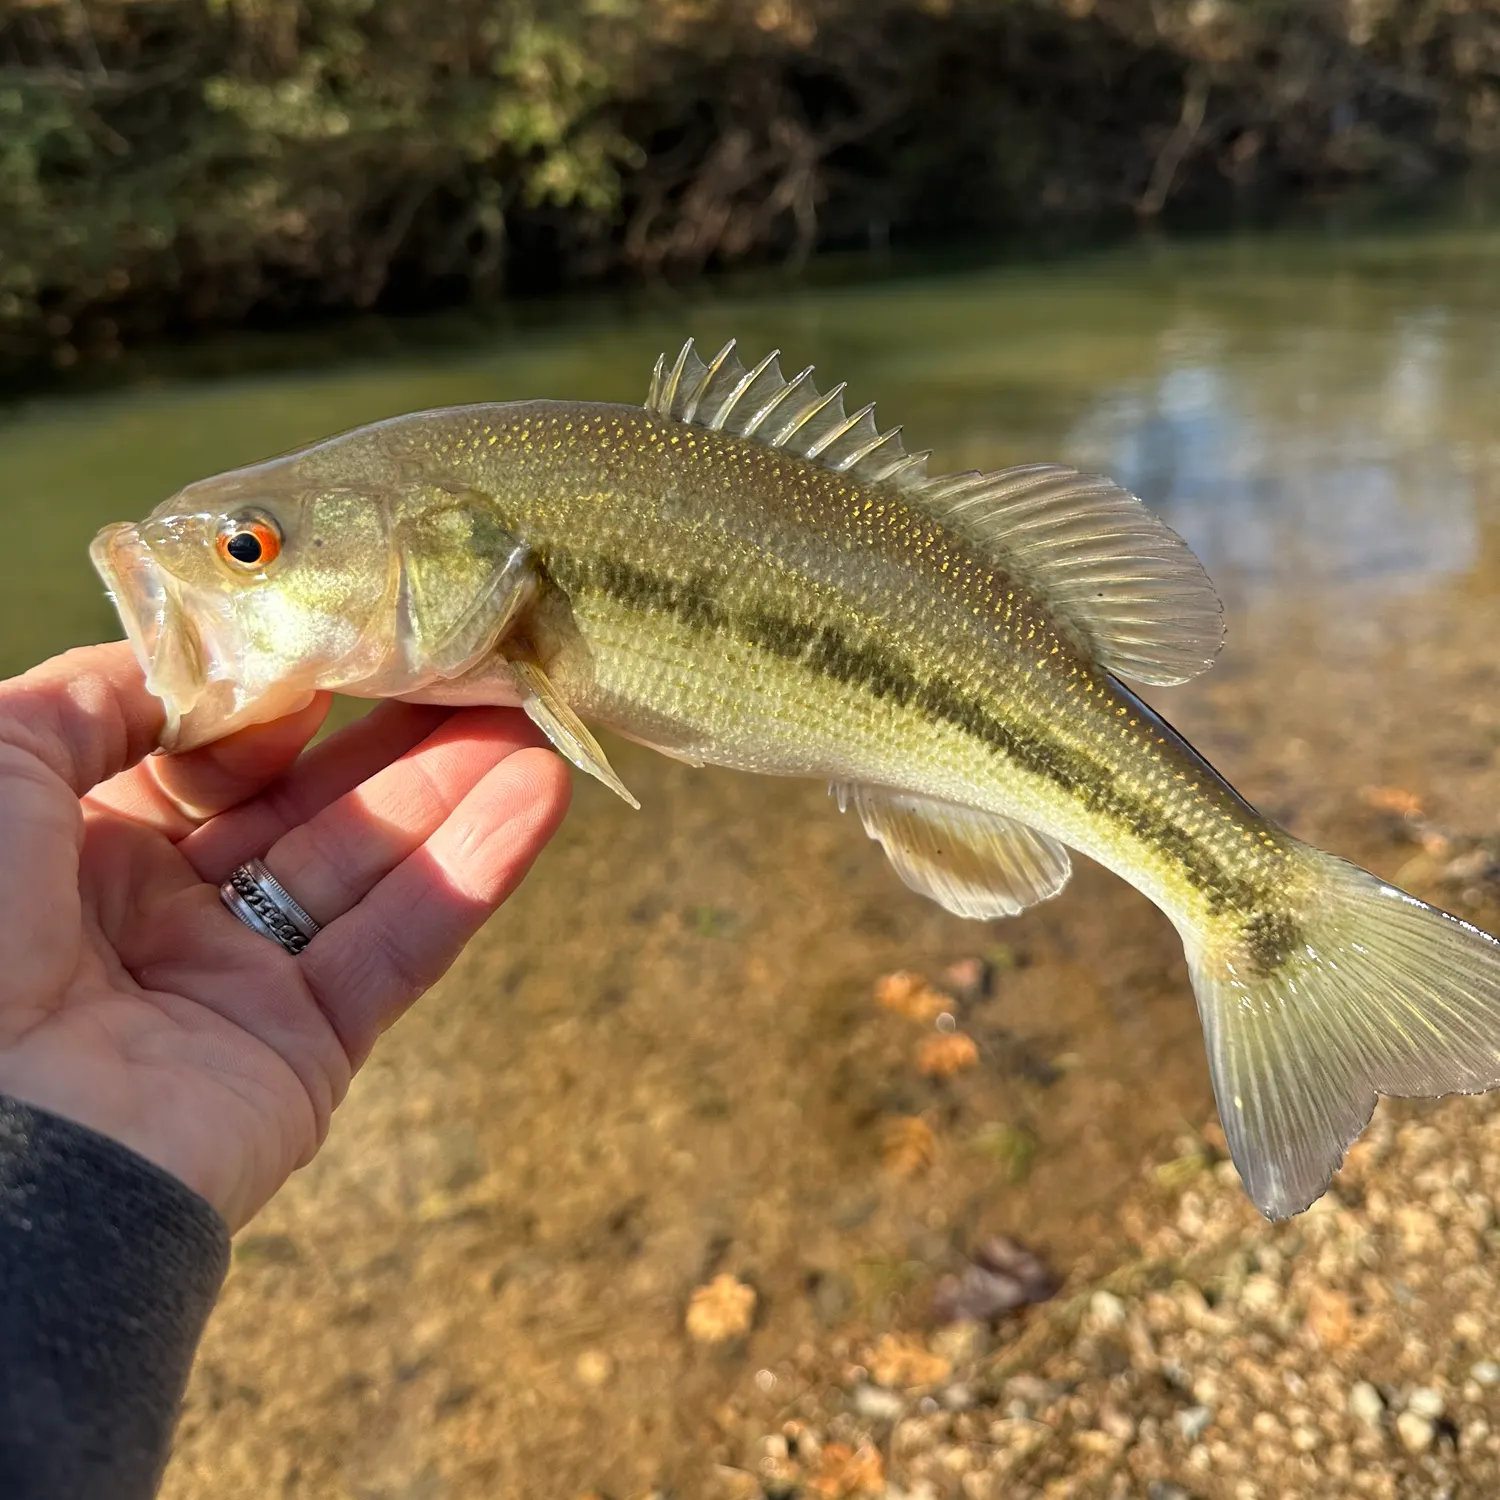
left=1185, top=852, right=1500, bottom=1220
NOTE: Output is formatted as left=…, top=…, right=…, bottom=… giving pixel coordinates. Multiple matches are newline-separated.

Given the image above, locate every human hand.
left=0, top=643, right=570, bottom=1231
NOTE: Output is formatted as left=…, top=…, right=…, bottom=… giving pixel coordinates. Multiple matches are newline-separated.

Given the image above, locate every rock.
left=1396, top=1410, right=1436, bottom=1453
left=940, top=956, right=992, bottom=998
left=929, top=1320, right=988, bottom=1365
left=1176, top=1405, right=1214, bottom=1442
left=915, top=1030, right=981, bottom=1079
left=1407, top=1386, right=1445, bottom=1419
left=1147, top=1484, right=1198, bottom=1500
left=1348, top=1381, right=1384, bottom=1427
left=941, top=1383, right=976, bottom=1410
left=875, top=971, right=947, bottom=1022
left=1086, top=1290, right=1128, bottom=1332
left=1474, top=1360, right=1500, bottom=1387
left=852, top=1383, right=906, bottom=1421
left=866, top=1333, right=952, bottom=1389
left=1237, top=1274, right=1281, bottom=1315
left=686, top=1274, right=757, bottom=1344
left=931, top=1238, right=1057, bottom=1325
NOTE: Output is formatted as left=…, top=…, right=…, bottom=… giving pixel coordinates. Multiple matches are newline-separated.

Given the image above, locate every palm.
left=0, top=645, right=569, bottom=1230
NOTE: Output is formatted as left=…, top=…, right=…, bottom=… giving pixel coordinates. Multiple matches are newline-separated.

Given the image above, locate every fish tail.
left=1184, top=848, right=1500, bottom=1219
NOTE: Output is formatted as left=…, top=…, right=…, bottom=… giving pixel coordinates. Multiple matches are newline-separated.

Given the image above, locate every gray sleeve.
left=0, top=1094, right=230, bottom=1500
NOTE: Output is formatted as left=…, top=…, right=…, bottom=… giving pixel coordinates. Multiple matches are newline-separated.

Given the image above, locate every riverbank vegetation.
left=3, top=0, right=1497, bottom=373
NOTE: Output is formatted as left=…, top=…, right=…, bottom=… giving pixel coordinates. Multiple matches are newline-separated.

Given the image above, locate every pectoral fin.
left=834, top=783, right=1071, bottom=918
left=511, top=659, right=641, bottom=809
left=392, top=494, right=537, bottom=679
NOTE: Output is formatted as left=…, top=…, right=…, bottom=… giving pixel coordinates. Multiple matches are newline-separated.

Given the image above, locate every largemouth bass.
left=91, top=339, right=1500, bottom=1220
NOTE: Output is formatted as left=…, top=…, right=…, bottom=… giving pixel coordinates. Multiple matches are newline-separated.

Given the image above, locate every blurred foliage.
left=2, top=0, right=1499, bottom=371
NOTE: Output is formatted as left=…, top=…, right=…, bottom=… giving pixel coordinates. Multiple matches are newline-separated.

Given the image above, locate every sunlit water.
left=7, top=224, right=1500, bottom=672
left=6, top=219, right=1500, bottom=1497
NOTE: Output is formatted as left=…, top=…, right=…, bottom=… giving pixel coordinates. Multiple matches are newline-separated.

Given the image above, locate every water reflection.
left=1066, top=313, right=1487, bottom=595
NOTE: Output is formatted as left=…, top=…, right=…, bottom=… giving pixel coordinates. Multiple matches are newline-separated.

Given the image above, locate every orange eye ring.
left=216, top=514, right=282, bottom=571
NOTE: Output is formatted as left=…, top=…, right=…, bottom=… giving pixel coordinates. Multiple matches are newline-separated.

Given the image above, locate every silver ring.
left=219, top=858, right=322, bottom=956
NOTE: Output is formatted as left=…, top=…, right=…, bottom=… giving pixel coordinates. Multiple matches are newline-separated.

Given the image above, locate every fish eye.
left=215, top=511, right=282, bottom=572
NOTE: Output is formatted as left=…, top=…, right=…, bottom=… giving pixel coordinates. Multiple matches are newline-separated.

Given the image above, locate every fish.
left=91, top=338, right=1500, bottom=1221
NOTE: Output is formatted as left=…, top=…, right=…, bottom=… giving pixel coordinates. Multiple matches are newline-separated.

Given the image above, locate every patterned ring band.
left=219, top=858, right=322, bottom=956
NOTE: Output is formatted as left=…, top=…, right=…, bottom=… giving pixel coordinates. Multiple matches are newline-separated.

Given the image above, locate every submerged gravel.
left=705, top=1094, right=1500, bottom=1500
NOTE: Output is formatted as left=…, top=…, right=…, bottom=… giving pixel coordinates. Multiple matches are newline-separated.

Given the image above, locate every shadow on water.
left=5, top=215, right=1500, bottom=1496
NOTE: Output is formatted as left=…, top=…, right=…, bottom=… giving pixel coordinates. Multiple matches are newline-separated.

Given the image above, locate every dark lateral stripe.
left=546, top=550, right=1261, bottom=912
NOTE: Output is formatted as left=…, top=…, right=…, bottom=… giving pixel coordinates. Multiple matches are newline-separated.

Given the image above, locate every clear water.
left=8, top=217, right=1500, bottom=1498
left=7, top=221, right=1500, bottom=675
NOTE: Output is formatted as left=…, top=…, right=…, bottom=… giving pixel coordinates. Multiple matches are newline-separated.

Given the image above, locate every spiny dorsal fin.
left=646, top=339, right=1223, bottom=687
left=645, top=338, right=929, bottom=487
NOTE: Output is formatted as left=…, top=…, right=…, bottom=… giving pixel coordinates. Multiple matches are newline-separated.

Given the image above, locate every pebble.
left=724, top=1096, right=1500, bottom=1498
left=1408, top=1386, right=1446, bottom=1419
left=1349, top=1381, right=1385, bottom=1426
left=1238, top=1274, right=1281, bottom=1314
left=1176, top=1405, right=1214, bottom=1442
left=1087, top=1289, right=1127, bottom=1331
left=852, top=1383, right=906, bottom=1421
left=685, top=1274, right=757, bottom=1344
left=1396, top=1409, right=1436, bottom=1454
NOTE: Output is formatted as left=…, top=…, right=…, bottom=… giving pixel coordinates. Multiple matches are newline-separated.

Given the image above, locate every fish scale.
left=92, top=337, right=1500, bottom=1224
left=401, top=403, right=1281, bottom=922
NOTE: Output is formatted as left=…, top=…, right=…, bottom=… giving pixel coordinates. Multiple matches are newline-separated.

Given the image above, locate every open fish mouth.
left=90, top=521, right=204, bottom=745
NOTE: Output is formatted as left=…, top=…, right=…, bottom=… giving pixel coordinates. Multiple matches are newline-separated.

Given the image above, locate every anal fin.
left=834, top=783, right=1071, bottom=919
left=510, top=659, right=641, bottom=809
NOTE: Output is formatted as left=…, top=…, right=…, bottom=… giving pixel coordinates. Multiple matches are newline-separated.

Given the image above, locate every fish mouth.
left=90, top=522, right=205, bottom=747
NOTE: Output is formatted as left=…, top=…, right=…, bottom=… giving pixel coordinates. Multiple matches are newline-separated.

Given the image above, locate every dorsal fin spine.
left=741, top=365, right=814, bottom=436
left=806, top=401, right=875, bottom=459
left=834, top=425, right=902, bottom=473
left=770, top=383, right=846, bottom=445
left=681, top=340, right=733, bottom=423
left=661, top=342, right=696, bottom=415
left=711, top=349, right=780, bottom=431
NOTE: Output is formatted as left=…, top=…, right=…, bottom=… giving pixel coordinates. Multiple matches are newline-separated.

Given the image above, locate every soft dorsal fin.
left=917, top=465, right=1224, bottom=687
left=645, top=339, right=1223, bottom=687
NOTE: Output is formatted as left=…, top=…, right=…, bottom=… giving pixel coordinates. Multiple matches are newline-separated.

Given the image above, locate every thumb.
left=0, top=642, right=166, bottom=796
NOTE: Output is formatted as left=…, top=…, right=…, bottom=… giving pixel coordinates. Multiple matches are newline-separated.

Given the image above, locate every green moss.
left=969, top=1121, right=1038, bottom=1183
